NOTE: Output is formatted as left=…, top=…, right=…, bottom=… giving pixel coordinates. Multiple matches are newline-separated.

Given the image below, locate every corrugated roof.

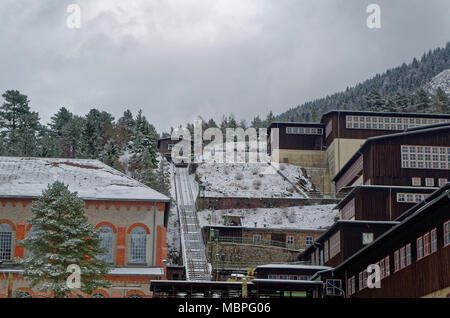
left=0, top=157, right=170, bottom=202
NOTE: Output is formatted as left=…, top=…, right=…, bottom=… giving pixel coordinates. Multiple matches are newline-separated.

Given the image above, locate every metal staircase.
left=173, top=166, right=211, bottom=281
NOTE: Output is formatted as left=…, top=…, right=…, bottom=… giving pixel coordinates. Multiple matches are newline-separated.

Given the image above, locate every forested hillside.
left=0, top=90, right=170, bottom=196
left=276, top=42, right=450, bottom=122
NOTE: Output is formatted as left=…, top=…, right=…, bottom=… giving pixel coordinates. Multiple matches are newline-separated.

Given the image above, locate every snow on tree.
left=99, top=139, right=123, bottom=170
left=20, top=181, right=111, bottom=298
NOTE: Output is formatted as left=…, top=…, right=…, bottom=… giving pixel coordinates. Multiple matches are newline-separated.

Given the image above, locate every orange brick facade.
left=0, top=198, right=169, bottom=298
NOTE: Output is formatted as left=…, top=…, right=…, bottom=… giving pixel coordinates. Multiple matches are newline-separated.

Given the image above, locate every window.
left=319, top=249, right=324, bottom=265
left=98, top=225, right=114, bottom=263
left=424, top=232, right=431, bottom=256
left=279, top=275, right=288, bottom=280
left=324, top=240, right=329, bottom=263
left=417, top=237, right=424, bottom=260
left=289, top=275, right=298, bottom=280
left=0, top=223, right=13, bottom=261
left=286, top=126, right=323, bottom=135
left=445, top=221, right=450, bottom=247
left=286, top=235, right=295, bottom=246
left=431, top=229, right=437, bottom=253
left=439, top=178, right=448, bottom=187
left=406, top=244, right=412, bottom=266
left=385, top=256, right=390, bottom=277
left=397, top=193, right=427, bottom=203
left=402, top=145, right=450, bottom=170
left=326, top=280, right=342, bottom=296
left=299, top=275, right=309, bottom=281
left=253, top=234, right=262, bottom=244
left=129, top=226, right=147, bottom=264
left=305, top=236, right=313, bottom=246
left=394, top=250, right=400, bottom=272
left=268, top=274, right=277, bottom=280
left=411, top=177, right=421, bottom=186
left=417, top=228, right=437, bottom=261
left=347, top=276, right=356, bottom=296
left=329, top=231, right=341, bottom=259
left=362, top=233, right=374, bottom=245
left=425, top=178, right=435, bottom=187
left=347, top=116, right=450, bottom=131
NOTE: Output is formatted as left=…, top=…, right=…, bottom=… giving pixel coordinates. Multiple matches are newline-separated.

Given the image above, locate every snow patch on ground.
left=195, top=161, right=313, bottom=198
left=198, top=204, right=338, bottom=230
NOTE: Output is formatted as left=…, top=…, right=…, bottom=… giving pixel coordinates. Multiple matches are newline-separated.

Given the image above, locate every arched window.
left=129, top=226, right=147, bottom=264
left=0, top=223, right=13, bottom=261
left=98, top=225, right=114, bottom=264
left=127, top=293, right=143, bottom=298
left=91, top=292, right=106, bottom=298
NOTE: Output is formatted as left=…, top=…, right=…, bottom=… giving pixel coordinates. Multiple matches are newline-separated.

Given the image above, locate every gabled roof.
left=335, top=185, right=438, bottom=210
left=0, top=157, right=170, bottom=202
left=331, top=183, right=450, bottom=273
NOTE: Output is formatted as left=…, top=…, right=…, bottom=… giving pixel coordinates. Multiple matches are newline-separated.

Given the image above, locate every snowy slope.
left=198, top=204, right=338, bottom=230
left=424, top=69, right=450, bottom=95
left=196, top=161, right=313, bottom=198
left=0, top=157, right=169, bottom=201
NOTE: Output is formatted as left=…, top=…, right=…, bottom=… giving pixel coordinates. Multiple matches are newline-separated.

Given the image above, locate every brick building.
left=0, top=157, right=170, bottom=298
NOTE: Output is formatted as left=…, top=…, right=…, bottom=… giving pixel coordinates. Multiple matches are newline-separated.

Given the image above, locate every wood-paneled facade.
left=327, top=184, right=450, bottom=298
left=333, top=125, right=450, bottom=192
left=299, top=221, right=398, bottom=268
left=336, top=185, right=438, bottom=221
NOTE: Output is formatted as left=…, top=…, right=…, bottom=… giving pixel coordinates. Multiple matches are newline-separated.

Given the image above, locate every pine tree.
left=99, top=139, right=122, bottom=169
left=140, top=158, right=171, bottom=197
left=366, top=90, right=387, bottom=112
left=431, top=87, right=449, bottom=113
left=413, top=89, right=431, bottom=113
left=20, top=181, right=111, bottom=298
left=0, top=90, right=41, bottom=156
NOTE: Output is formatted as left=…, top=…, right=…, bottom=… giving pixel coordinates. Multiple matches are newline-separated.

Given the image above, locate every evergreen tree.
left=80, top=109, right=114, bottom=158
left=413, top=89, right=431, bottom=113
left=0, top=90, right=31, bottom=131
left=366, top=90, right=387, bottom=112
left=20, top=182, right=111, bottom=298
left=206, top=118, right=217, bottom=128
left=116, top=109, right=136, bottom=150
left=99, top=139, right=122, bottom=169
left=431, top=88, right=449, bottom=113
left=140, top=158, right=171, bottom=197
left=251, top=115, right=264, bottom=129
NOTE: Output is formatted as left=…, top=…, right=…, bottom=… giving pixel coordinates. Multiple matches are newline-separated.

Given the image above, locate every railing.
left=210, top=236, right=305, bottom=250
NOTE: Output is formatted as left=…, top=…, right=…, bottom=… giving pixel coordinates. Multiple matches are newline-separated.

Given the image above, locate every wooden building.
left=157, top=137, right=182, bottom=161
left=318, top=183, right=450, bottom=298
left=268, top=122, right=326, bottom=168
left=268, top=111, right=450, bottom=194
left=333, top=124, right=450, bottom=192
left=321, top=111, right=450, bottom=180
left=336, top=185, right=437, bottom=221
left=299, top=220, right=399, bottom=268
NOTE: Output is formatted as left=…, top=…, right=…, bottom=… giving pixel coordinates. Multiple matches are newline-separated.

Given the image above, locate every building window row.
left=394, top=243, right=412, bottom=272
left=401, top=145, right=450, bottom=170
left=346, top=116, right=450, bottom=131
left=0, top=220, right=149, bottom=265
left=286, top=127, right=323, bottom=135
left=329, top=231, right=341, bottom=259
left=267, top=274, right=310, bottom=281
left=396, top=193, right=428, bottom=203
left=417, top=228, right=437, bottom=260
left=411, top=177, right=447, bottom=187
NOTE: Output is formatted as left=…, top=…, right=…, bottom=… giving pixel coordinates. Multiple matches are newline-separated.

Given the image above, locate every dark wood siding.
left=363, top=129, right=450, bottom=186
left=335, top=195, right=450, bottom=298
left=269, top=123, right=325, bottom=151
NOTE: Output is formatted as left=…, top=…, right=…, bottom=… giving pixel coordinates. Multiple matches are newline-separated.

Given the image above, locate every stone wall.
left=196, top=197, right=340, bottom=210
left=206, top=242, right=301, bottom=268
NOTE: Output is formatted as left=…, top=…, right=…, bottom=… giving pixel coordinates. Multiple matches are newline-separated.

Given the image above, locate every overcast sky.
left=0, top=0, right=449, bottom=132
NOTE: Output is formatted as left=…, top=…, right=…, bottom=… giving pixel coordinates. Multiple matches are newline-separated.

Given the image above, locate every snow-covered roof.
left=108, top=267, right=164, bottom=276
left=0, top=157, right=170, bottom=202
left=255, top=264, right=332, bottom=271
